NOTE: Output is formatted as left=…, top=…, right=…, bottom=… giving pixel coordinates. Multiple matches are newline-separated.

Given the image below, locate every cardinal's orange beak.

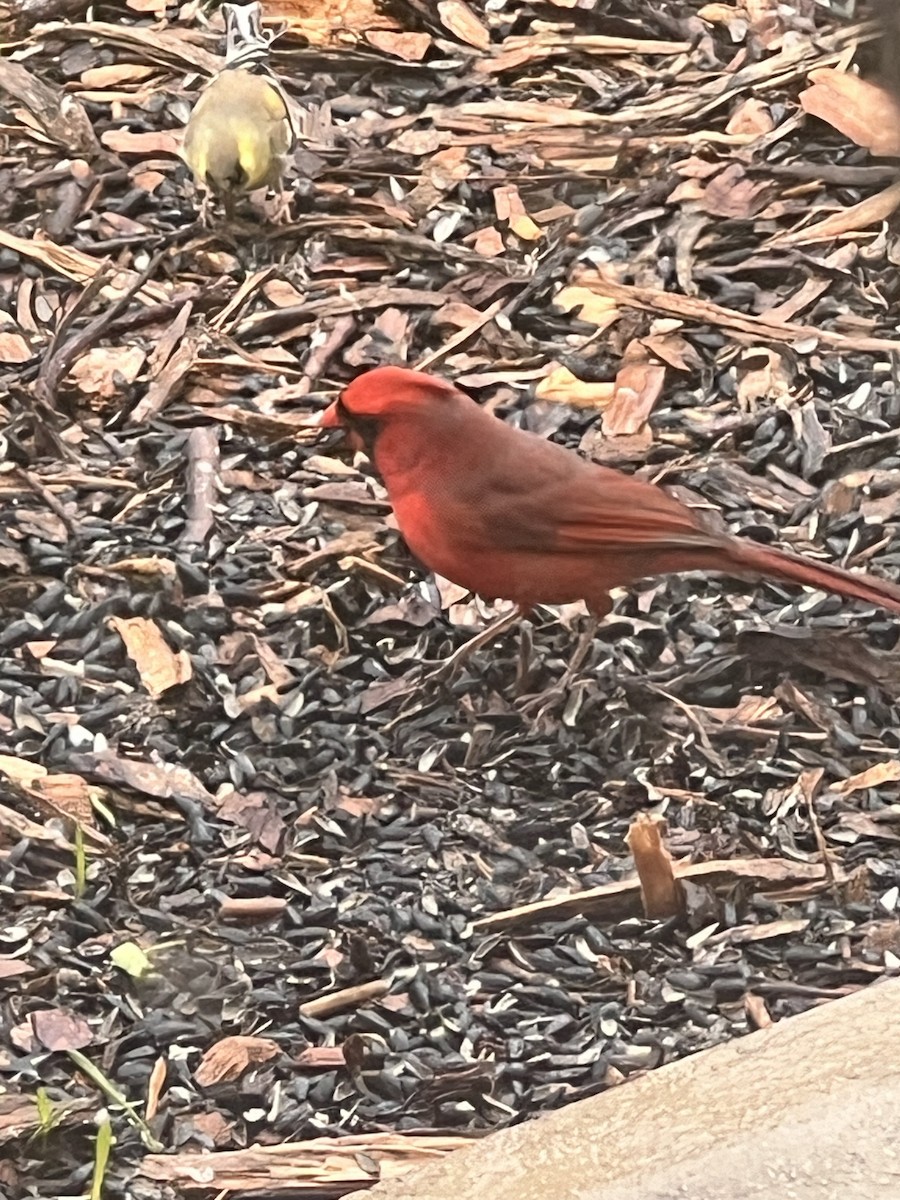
left=315, top=401, right=343, bottom=428
left=299, top=399, right=344, bottom=430
left=305, top=399, right=366, bottom=451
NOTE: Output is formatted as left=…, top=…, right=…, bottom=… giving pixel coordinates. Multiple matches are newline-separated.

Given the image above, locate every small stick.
left=299, top=979, right=390, bottom=1019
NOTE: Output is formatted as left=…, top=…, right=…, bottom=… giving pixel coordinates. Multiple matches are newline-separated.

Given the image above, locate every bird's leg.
left=515, top=600, right=610, bottom=722
left=514, top=619, right=534, bottom=692
left=558, top=618, right=598, bottom=688
left=198, top=189, right=215, bottom=227
left=556, top=595, right=610, bottom=689
left=561, top=592, right=619, bottom=686
left=268, top=179, right=293, bottom=224
left=424, top=605, right=524, bottom=684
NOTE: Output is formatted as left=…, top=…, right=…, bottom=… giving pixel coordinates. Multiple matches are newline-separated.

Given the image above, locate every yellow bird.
left=182, top=3, right=295, bottom=223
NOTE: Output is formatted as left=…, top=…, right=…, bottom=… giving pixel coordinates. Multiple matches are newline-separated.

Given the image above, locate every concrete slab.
left=368, top=977, right=900, bottom=1200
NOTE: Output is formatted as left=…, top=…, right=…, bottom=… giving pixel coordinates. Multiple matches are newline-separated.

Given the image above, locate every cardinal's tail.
left=724, top=537, right=900, bottom=616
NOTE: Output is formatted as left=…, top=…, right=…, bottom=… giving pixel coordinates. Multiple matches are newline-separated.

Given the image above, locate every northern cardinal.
left=316, top=365, right=900, bottom=626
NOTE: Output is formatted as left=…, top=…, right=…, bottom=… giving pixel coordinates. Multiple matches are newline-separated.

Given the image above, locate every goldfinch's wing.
left=262, top=74, right=297, bottom=154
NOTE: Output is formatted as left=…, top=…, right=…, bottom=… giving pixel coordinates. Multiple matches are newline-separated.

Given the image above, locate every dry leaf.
left=269, top=0, right=398, bottom=47
left=771, top=181, right=900, bottom=247
left=32, top=773, right=99, bottom=828
left=554, top=286, right=620, bottom=329
left=100, top=128, right=180, bottom=156
left=712, top=918, right=810, bottom=945
left=68, top=752, right=222, bottom=818
left=107, top=616, right=193, bottom=698
left=130, top=334, right=201, bottom=425
left=67, top=345, right=146, bottom=399
left=262, top=279, right=306, bottom=308
left=761, top=243, right=857, bottom=324
left=0, top=330, right=31, bottom=362
left=744, top=992, right=773, bottom=1029
left=746, top=0, right=790, bottom=48
left=29, top=1008, right=93, bottom=1053
left=132, top=169, right=166, bottom=194
left=0, top=959, right=33, bottom=979
left=472, top=226, right=504, bottom=257
left=800, top=69, right=900, bottom=157
left=640, top=331, right=702, bottom=372
left=0, top=755, right=99, bottom=830
left=832, top=762, right=900, bottom=796
left=725, top=97, right=775, bottom=137
left=186, top=1111, right=234, bottom=1147
left=723, top=694, right=784, bottom=724
left=0, top=799, right=75, bottom=851
left=431, top=301, right=485, bottom=330
left=602, top=346, right=666, bottom=437
left=127, top=0, right=169, bottom=13
left=736, top=347, right=793, bottom=409
left=405, top=146, right=470, bottom=218
left=146, top=1057, right=168, bottom=1123
left=0, top=756, right=46, bottom=788
left=832, top=812, right=900, bottom=844
left=365, top=31, right=432, bottom=61
left=334, top=793, right=384, bottom=818
left=698, top=3, right=742, bottom=22
left=535, top=366, right=616, bottom=408
left=194, top=1036, right=280, bottom=1087
left=696, top=163, right=770, bottom=219
left=493, top=184, right=542, bottom=241
left=437, top=0, right=490, bottom=50
left=80, top=63, right=156, bottom=88
left=101, top=555, right=179, bottom=584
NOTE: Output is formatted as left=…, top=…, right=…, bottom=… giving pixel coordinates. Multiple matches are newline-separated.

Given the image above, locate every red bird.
left=316, top=365, right=900, bottom=623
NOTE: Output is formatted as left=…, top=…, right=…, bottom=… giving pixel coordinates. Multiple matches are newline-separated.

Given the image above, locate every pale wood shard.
left=139, top=1132, right=476, bottom=1192
left=579, top=275, right=900, bottom=355
left=626, top=814, right=684, bottom=920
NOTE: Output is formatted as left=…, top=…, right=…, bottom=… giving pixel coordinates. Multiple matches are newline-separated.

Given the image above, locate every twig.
left=33, top=248, right=169, bottom=410
left=180, top=426, right=220, bottom=546
left=473, top=857, right=844, bottom=933
left=299, top=979, right=390, bottom=1019
left=9, top=466, right=79, bottom=537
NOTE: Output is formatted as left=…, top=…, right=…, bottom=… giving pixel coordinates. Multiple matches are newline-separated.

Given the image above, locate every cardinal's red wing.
left=466, top=450, right=719, bottom=556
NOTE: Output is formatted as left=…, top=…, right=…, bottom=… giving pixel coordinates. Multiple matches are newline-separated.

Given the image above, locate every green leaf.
left=110, top=942, right=151, bottom=979
left=90, top=1114, right=114, bottom=1200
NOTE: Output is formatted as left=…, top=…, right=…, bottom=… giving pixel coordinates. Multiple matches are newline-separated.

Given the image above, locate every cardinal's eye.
left=337, top=397, right=380, bottom=447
